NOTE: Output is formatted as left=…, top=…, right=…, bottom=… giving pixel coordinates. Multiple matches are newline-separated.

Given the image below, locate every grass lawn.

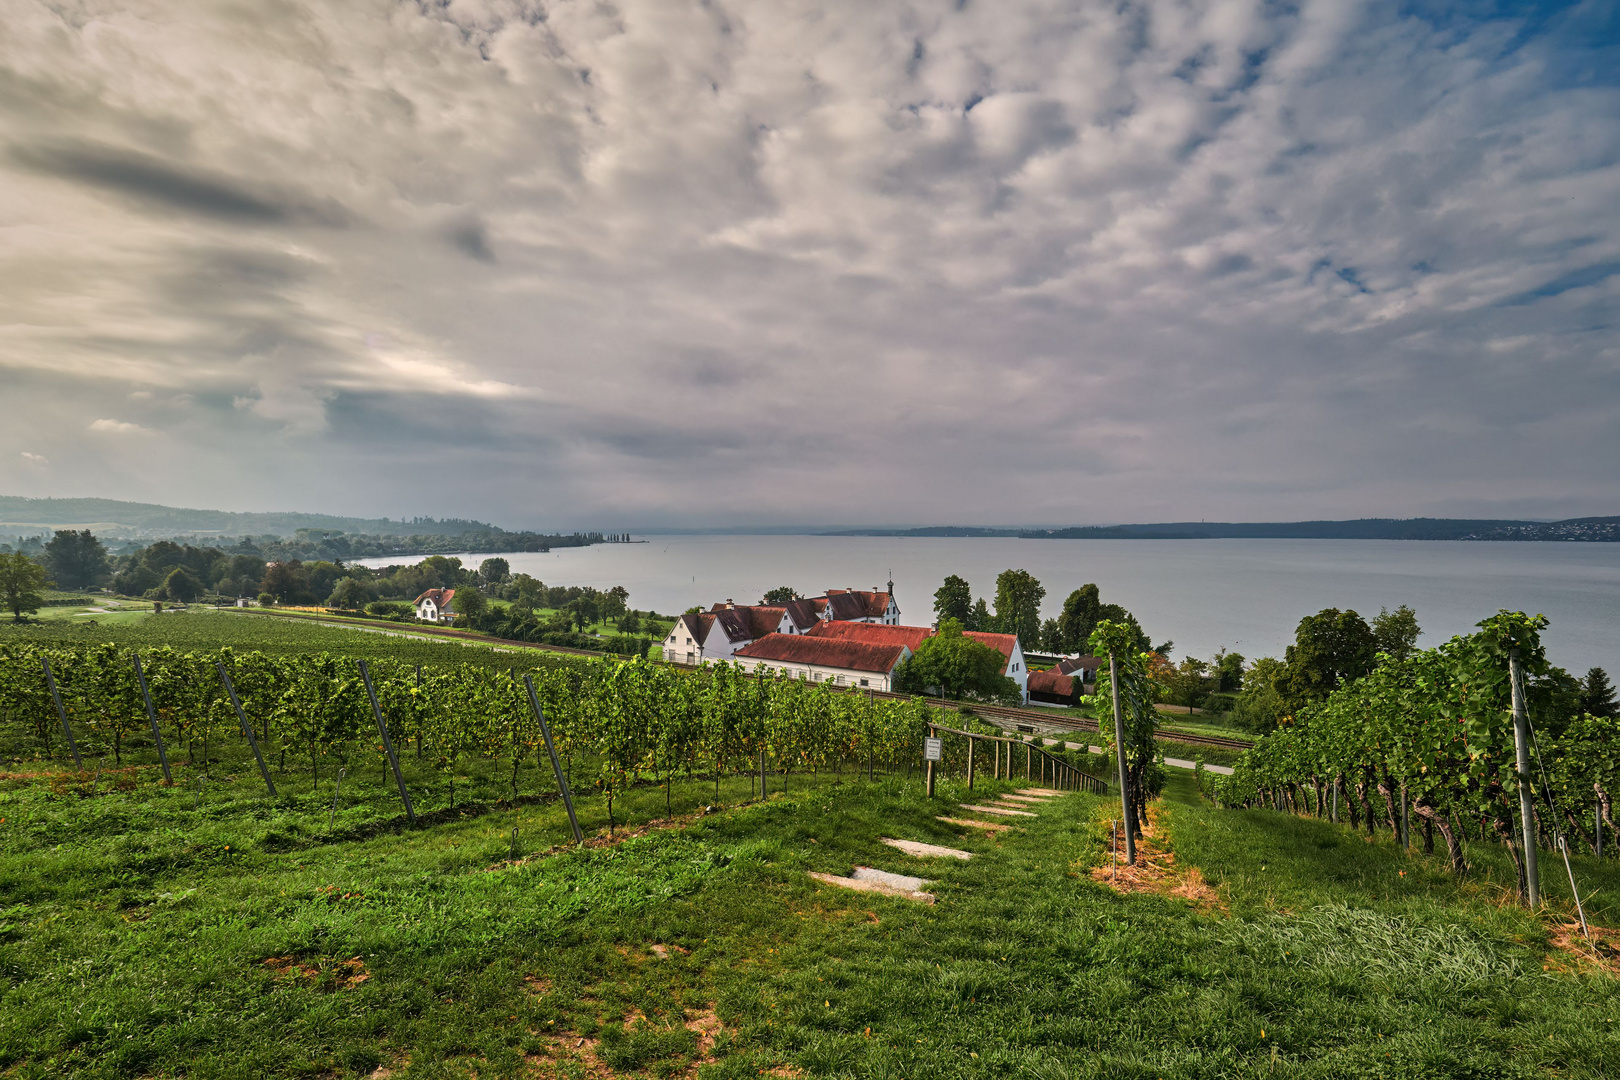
left=4, top=733, right=1619, bottom=1078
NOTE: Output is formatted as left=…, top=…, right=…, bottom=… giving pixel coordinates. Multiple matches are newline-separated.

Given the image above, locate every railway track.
left=865, top=690, right=1255, bottom=752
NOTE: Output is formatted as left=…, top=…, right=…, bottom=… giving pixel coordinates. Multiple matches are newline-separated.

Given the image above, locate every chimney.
left=726, top=598, right=734, bottom=608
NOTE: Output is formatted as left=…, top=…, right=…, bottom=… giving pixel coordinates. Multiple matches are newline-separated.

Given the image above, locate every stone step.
left=959, top=804, right=1038, bottom=818
left=936, top=816, right=1017, bottom=832
left=996, top=794, right=1047, bottom=804
left=808, top=870, right=936, bottom=904
left=1014, top=789, right=1064, bottom=797
left=881, top=837, right=974, bottom=860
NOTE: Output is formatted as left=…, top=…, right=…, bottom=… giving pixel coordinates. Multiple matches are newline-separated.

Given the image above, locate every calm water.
left=357, top=536, right=1620, bottom=672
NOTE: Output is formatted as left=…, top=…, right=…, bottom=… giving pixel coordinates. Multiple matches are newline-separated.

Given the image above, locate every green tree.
left=1096, top=602, right=1150, bottom=654
left=161, top=566, right=203, bottom=601
left=933, top=575, right=974, bottom=626
left=478, top=557, right=510, bottom=584
left=452, top=586, right=488, bottom=622
left=1579, top=667, right=1616, bottom=718
left=1039, top=617, right=1064, bottom=652
left=1057, top=584, right=1101, bottom=653
left=1276, top=607, right=1376, bottom=711
left=1372, top=604, right=1422, bottom=660
left=603, top=585, right=630, bottom=624
left=44, top=529, right=111, bottom=590
left=0, top=552, right=51, bottom=621
left=992, top=569, right=1045, bottom=645
left=1212, top=649, right=1246, bottom=692
left=260, top=560, right=310, bottom=603
left=893, top=619, right=1020, bottom=702
left=762, top=585, right=800, bottom=604
left=1230, top=656, right=1287, bottom=732
left=327, top=577, right=372, bottom=609
left=967, top=598, right=991, bottom=632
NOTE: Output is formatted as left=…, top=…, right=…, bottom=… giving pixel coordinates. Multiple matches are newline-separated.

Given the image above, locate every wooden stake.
left=358, top=661, right=413, bottom=824
left=217, top=664, right=275, bottom=797
left=524, top=674, right=582, bottom=844
left=1509, top=649, right=1540, bottom=906
left=132, top=654, right=171, bottom=783
left=41, top=657, right=82, bottom=768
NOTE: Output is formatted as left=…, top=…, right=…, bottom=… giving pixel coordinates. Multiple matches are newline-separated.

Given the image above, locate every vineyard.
left=1211, top=611, right=1619, bottom=902
left=0, top=637, right=1062, bottom=832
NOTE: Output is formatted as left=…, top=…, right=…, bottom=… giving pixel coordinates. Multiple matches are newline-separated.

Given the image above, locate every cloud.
left=19, top=451, right=48, bottom=465
left=88, top=419, right=154, bottom=436
left=0, top=0, right=1616, bottom=525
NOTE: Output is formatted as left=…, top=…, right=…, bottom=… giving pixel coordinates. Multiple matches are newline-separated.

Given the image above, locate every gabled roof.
left=674, top=611, right=716, bottom=646
left=822, top=589, right=894, bottom=620
left=805, top=621, right=931, bottom=651
left=781, top=599, right=821, bottom=631
left=1056, top=656, right=1104, bottom=677
left=964, top=631, right=1018, bottom=662
left=1027, top=668, right=1076, bottom=697
left=735, top=633, right=909, bottom=674
left=414, top=588, right=455, bottom=608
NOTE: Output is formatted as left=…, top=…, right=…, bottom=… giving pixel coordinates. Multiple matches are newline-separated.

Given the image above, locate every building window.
left=859, top=678, right=869, bottom=686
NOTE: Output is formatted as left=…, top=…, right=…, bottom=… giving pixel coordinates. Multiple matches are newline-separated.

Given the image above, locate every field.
left=4, top=613, right=1619, bottom=1078
left=4, top=729, right=1620, bottom=1078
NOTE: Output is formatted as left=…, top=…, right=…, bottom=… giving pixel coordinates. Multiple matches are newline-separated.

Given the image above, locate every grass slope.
left=4, top=741, right=1620, bottom=1078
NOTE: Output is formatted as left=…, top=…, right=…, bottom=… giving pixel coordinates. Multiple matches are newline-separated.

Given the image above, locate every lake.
left=356, top=536, right=1620, bottom=672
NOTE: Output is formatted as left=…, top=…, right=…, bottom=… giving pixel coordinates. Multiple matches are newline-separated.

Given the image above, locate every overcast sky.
left=2, top=0, right=1617, bottom=530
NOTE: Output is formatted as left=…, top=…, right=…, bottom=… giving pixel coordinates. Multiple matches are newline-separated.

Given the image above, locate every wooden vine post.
left=358, top=661, right=414, bottom=825
left=1509, top=649, right=1540, bottom=906
left=524, top=674, right=583, bottom=844
left=1108, top=652, right=1136, bottom=865
left=216, top=664, right=276, bottom=797
left=131, top=654, right=171, bottom=783
left=40, top=657, right=82, bottom=768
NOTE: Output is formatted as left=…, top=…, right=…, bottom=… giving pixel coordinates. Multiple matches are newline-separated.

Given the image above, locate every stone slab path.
left=881, top=837, right=973, bottom=860
left=808, top=869, right=936, bottom=904
left=959, top=804, right=1038, bottom=818
left=936, top=816, right=1017, bottom=832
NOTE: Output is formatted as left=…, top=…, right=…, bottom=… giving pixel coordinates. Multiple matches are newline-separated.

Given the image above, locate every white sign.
left=923, top=737, right=943, bottom=762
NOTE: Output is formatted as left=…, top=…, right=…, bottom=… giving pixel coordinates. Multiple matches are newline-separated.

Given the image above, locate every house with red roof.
left=414, top=588, right=456, bottom=623
left=803, top=621, right=1029, bottom=701
left=661, top=581, right=900, bottom=666
left=732, top=633, right=912, bottom=690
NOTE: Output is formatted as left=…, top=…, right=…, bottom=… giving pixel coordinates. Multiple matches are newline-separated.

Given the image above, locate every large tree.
left=894, top=619, right=1020, bottom=702
left=762, top=585, right=800, bottom=604
left=1277, top=607, right=1377, bottom=711
left=452, top=586, right=488, bottom=622
left=260, top=560, right=311, bottom=603
left=1372, top=604, right=1422, bottom=661
left=1057, top=584, right=1102, bottom=653
left=933, top=575, right=974, bottom=627
left=992, top=569, right=1045, bottom=645
left=43, top=529, right=110, bottom=590
left=1579, top=667, right=1616, bottom=718
left=161, top=566, right=203, bottom=602
left=0, top=552, right=51, bottom=622
left=478, top=557, right=510, bottom=584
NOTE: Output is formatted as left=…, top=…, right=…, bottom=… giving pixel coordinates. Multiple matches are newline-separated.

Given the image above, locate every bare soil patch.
left=1087, top=804, right=1224, bottom=913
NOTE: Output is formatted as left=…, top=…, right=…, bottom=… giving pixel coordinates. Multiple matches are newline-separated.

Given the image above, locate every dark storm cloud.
left=9, top=140, right=351, bottom=226
left=0, top=0, right=1617, bottom=527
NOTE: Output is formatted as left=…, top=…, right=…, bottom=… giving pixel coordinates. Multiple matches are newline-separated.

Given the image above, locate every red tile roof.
left=1027, top=668, right=1077, bottom=698
left=805, top=622, right=931, bottom=651
left=1057, top=656, right=1104, bottom=677
left=964, top=631, right=1018, bottom=661
left=734, top=633, right=909, bottom=674
left=414, top=588, right=455, bottom=609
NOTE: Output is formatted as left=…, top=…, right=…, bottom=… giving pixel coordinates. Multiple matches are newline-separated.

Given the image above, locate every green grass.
left=4, top=737, right=1620, bottom=1078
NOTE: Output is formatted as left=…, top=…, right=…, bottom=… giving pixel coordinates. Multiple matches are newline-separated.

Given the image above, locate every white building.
left=801, top=621, right=1030, bottom=702
left=662, top=582, right=900, bottom=665
left=732, top=634, right=911, bottom=690
left=414, top=588, right=456, bottom=623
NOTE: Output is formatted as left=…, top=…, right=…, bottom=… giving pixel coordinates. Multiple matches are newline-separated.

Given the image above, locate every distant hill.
left=829, top=517, right=1620, bottom=542
left=0, top=496, right=504, bottom=540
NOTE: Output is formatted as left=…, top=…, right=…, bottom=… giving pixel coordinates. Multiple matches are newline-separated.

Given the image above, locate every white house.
left=800, top=622, right=1030, bottom=702
left=414, top=588, right=456, bottom=623
left=662, top=582, right=901, bottom=664
left=732, top=634, right=912, bottom=690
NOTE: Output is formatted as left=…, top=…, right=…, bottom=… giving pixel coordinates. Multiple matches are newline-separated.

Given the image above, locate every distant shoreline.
left=818, top=517, right=1620, bottom=543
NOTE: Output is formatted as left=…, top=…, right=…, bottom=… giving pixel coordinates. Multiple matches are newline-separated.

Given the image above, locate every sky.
left=1, top=0, right=1617, bottom=531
